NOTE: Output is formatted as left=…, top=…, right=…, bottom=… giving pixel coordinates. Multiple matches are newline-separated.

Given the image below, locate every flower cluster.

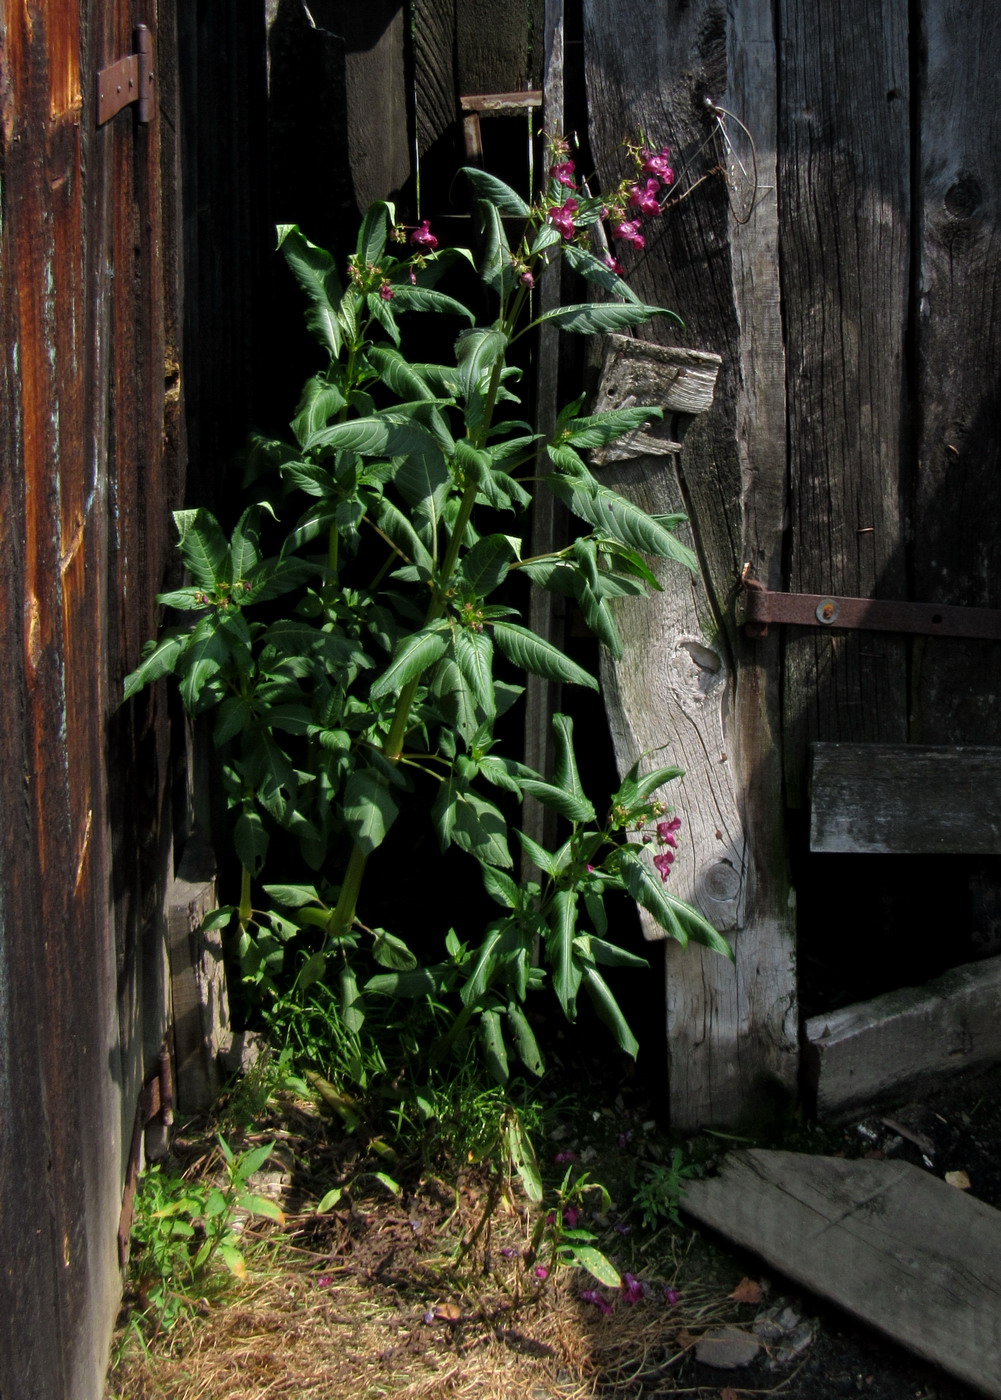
left=652, top=815, right=681, bottom=883
left=579, top=1274, right=682, bottom=1317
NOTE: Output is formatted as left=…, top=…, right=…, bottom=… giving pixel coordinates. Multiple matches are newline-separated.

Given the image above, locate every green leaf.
left=262, top=883, right=322, bottom=908
left=459, top=533, right=514, bottom=596
left=237, top=1142, right=276, bottom=1179
left=123, top=632, right=185, bottom=699
left=581, top=963, right=639, bottom=1057
left=519, top=778, right=595, bottom=824
left=548, top=469, right=698, bottom=568
left=315, top=1187, right=344, bottom=1213
left=502, top=1109, right=543, bottom=1201
left=516, top=828, right=565, bottom=879
left=563, top=405, right=663, bottom=448
left=292, top=376, right=345, bottom=443
left=567, top=1243, right=621, bottom=1288
left=452, top=630, right=495, bottom=715
left=535, top=301, right=677, bottom=335
left=491, top=621, right=597, bottom=689
left=479, top=199, right=518, bottom=294
left=343, top=767, right=399, bottom=855
left=365, top=965, right=445, bottom=998
left=574, top=933, right=648, bottom=969
left=480, top=1008, right=509, bottom=1084
left=395, top=450, right=452, bottom=537
left=371, top=928, right=418, bottom=971
left=369, top=627, right=448, bottom=699
left=460, top=166, right=530, bottom=216
left=551, top=713, right=591, bottom=809
left=341, top=964, right=366, bottom=1033
left=562, top=242, right=643, bottom=306
left=431, top=657, right=479, bottom=742
left=177, top=616, right=232, bottom=714
left=449, top=787, right=512, bottom=868
left=356, top=200, right=393, bottom=266
left=547, top=888, right=581, bottom=1017
left=482, top=864, right=519, bottom=909
left=388, top=285, right=475, bottom=322
left=174, top=508, right=229, bottom=588
left=303, top=414, right=433, bottom=458
left=235, top=810, right=268, bottom=876
left=278, top=225, right=344, bottom=358
left=506, top=1002, right=544, bottom=1076
left=456, top=327, right=509, bottom=403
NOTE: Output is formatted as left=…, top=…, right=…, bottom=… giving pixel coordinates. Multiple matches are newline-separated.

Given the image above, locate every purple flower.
left=612, top=219, right=645, bottom=249
left=602, top=253, right=625, bottom=276
left=621, top=1272, right=645, bottom=1304
left=410, top=219, right=438, bottom=250
left=653, top=850, right=675, bottom=882
left=519, top=269, right=535, bottom=288
left=664, top=1286, right=681, bottom=1306
left=548, top=198, right=579, bottom=240
left=317, top=1274, right=334, bottom=1288
left=500, top=1246, right=518, bottom=1258
left=553, top=1150, right=579, bottom=1164
left=628, top=177, right=662, bottom=216
left=657, top=817, right=681, bottom=846
left=581, top=1288, right=614, bottom=1316
left=641, top=147, right=674, bottom=184
left=563, top=1206, right=580, bottom=1229
left=533, top=1265, right=550, bottom=1281
left=379, top=283, right=395, bottom=301
left=550, top=160, right=576, bottom=188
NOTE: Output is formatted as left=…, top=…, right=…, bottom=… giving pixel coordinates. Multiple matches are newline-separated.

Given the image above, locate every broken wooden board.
left=589, top=337, right=722, bottom=463
left=805, top=954, right=1001, bottom=1118
left=810, top=742, right=1001, bottom=854
left=683, top=1149, right=1001, bottom=1398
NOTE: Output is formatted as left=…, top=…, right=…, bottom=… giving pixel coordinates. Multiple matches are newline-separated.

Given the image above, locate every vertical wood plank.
left=583, top=0, right=797, bottom=1127
left=780, top=1, right=911, bottom=803
left=912, top=2, right=1001, bottom=745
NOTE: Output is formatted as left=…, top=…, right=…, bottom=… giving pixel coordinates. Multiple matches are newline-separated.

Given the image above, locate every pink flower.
left=581, top=1288, right=614, bottom=1316
left=621, top=1272, right=645, bottom=1304
left=653, top=850, right=675, bottom=882
left=379, top=283, right=395, bottom=301
left=317, top=1274, right=334, bottom=1288
left=612, top=219, right=645, bottom=248
left=656, top=817, right=681, bottom=847
left=534, top=1265, right=550, bottom=1281
left=664, top=1286, right=681, bottom=1306
left=602, top=253, right=625, bottom=276
left=553, top=1150, right=579, bottom=1164
left=519, top=269, right=535, bottom=288
left=641, top=147, right=674, bottom=184
left=548, top=198, right=579, bottom=239
left=628, top=177, right=662, bottom=216
left=563, top=1206, right=580, bottom=1229
left=410, top=220, right=438, bottom=250
left=550, top=160, right=576, bottom=188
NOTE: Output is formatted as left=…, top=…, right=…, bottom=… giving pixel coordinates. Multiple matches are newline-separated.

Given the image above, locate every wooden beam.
left=810, top=743, right=1001, bottom=854
left=683, top=1149, right=1001, bottom=1399
left=805, top=955, right=1001, bottom=1119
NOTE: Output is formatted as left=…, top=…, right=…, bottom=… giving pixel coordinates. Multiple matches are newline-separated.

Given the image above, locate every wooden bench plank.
left=810, top=742, right=1001, bottom=853
left=683, top=1149, right=1001, bottom=1398
left=805, top=955, right=1001, bottom=1118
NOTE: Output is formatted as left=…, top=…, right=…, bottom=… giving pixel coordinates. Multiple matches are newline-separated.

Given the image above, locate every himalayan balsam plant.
left=125, top=145, right=732, bottom=1083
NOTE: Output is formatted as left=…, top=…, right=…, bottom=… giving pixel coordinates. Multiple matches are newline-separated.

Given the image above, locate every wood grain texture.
left=912, top=3, right=1001, bottom=745
left=584, top=0, right=797, bottom=1129
left=810, top=742, right=1001, bottom=853
left=805, top=955, right=1001, bottom=1118
left=780, top=1, right=911, bottom=802
left=683, top=1149, right=1001, bottom=1397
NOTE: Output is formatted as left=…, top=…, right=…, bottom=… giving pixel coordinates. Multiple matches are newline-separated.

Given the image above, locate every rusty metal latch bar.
left=741, top=576, right=1001, bottom=641
left=97, top=25, right=154, bottom=126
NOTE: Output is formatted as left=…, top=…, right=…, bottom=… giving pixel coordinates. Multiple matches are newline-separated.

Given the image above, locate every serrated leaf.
left=449, top=786, right=512, bottom=868
left=491, top=621, right=597, bottom=689
left=278, top=225, right=344, bottom=358
left=369, top=627, right=448, bottom=699
left=292, top=376, right=345, bottom=444
left=548, top=471, right=698, bottom=568
left=388, top=284, right=474, bottom=322
left=459, top=533, right=514, bottom=596
left=452, top=630, right=495, bottom=715
left=123, top=632, right=185, bottom=699
left=460, top=166, right=530, bottom=216
left=479, top=199, right=518, bottom=294
left=482, top=864, right=519, bottom=909
left=519, top=778, right=595, bottom=823
left=343, top=768, right=399, bottom=855
left=563, top=405, right=663, bottom=448
left=356, top=200, right=393, bottom=266
left=562, top=242, right=643, bottom=306
left=581, top=963, right=639, bottom=1057
left=174, top=508, right=229, bottom=588
left=574, top=933, right=648, bottom=969
left=551, top=712, right=590, bottom=809
left=547, top=888, right=580, bottom=1017
left=516, top=828, right=565, bottom=879
left=303, top=414, right=433, bottom=458
left=535, top=301, right=677, bottom=335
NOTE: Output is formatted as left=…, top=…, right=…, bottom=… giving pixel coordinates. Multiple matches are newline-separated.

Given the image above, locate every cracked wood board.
left=683, top=1149, right=1001, bottom=1397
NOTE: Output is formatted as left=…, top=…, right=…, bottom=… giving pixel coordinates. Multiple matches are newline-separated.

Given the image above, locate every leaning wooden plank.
left=805, top=954, right=1001, bottom=1119
left=168, top=841, right=229, bottom=1112
left=811, top=742, right=1001, bottom=854
left=683, top=1150, right=1001, bottom=1399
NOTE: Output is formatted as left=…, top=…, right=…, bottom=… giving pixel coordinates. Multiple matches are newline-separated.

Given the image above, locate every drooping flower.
left=612, top=219, right=645, bottom=248
left=628, top=177, right=662, bottom=216
left=410, top=219, right=438, bottom=250
left=550, top=159, right=577, bottom=188
left=621, top=1272, right=645, bottom=1304
left=581, top=1288, right=615, bottom=1316
left=656, top=817, right=681, bottom=847
left=379, top=282, right=395, bottom=301
left=548, top=198, right=579, bottom=239
left=653, top=850, right=675, bottom=882
left=602, top=253, right=625, bottom=276
left=641, top=146, right=675, bottom=184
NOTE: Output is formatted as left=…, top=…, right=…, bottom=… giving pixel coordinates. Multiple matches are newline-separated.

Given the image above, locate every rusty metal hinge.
left=740, top=575, right=1001, bottom=642
left=117, top=1042, right=174, bottom=1267
left=97, top=25, right=154, bottom=127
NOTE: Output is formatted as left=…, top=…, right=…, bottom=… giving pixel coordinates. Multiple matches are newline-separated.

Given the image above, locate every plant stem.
left=239, top=865, right=253, bottom=927
left=327, top=840, right=369, bottom=939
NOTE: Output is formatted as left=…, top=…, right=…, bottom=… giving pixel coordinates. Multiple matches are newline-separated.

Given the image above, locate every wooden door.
left=0, top=3, right=182, bottom=1395
left=583, top=0, right=1001, bottom=1127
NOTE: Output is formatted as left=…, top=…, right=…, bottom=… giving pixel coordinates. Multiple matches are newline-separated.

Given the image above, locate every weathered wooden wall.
left=0, top=3, right=184, bottom=1396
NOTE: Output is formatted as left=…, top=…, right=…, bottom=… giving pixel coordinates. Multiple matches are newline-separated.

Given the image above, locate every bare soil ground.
left=107, top=1059, right=1001, bottom=1400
